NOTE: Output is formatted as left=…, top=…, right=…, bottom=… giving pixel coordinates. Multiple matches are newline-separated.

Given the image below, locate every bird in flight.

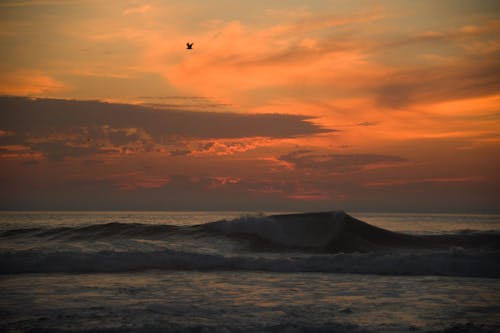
left=186, top=42, right=193, bottom=50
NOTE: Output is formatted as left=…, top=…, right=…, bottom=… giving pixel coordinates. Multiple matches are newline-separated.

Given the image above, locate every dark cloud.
left=141, top=102, right=231, bottom=109
left=138, top=96, right=232, bottom=109
left=139, top=96, right=212, bottom=100
left=0, top=96, right=332, bottom=160
left=200, top=142, right=214, bottom=150
left=106, top=131, right=141, bottom=146
left=0, top=133, right=25, bottom=145
left=169, top=148, right=191, bottom=156
left=0, top=96, right=330, bottom=140
left=279, top=150, right=406, bottom=173
left=32, top=141, right=110, bottom=161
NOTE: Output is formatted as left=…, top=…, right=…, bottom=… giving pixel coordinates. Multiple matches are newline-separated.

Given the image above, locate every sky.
left=1, top=0, right=500, bottom=212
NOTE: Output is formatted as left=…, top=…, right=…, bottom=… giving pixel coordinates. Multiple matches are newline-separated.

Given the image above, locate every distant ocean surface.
left=1, top=211, right=500, bottom=333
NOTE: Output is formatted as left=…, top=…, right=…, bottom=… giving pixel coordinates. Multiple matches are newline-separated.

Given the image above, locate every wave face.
left=1, top=211, right=499, bottom=277
left=1, top=222, right=180, bottom=239
left=206, top=211, right=500, bottom=252
left=206, top=211, right=347, bottom=249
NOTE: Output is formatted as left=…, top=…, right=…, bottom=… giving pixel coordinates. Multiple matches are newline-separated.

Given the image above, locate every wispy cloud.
left=357, top=121, right=380, bottom=127
left=0, top=0, right=74, bottom=7
left=0, top=70, right=66, bottom=95
left=371, top=57, right=500, bottom=108
left=123, top=4, right=151, bottom=16
left=383, top=19, right=500, bottom=50
left=279, top=150, right=406, bottom=173
left=365, top=176, right=486, bottom=187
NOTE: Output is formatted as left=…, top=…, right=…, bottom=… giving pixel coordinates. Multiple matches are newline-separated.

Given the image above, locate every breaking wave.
left=1, top=211, right=499, bottom=277
left=3, top=211, right=499, bottom=251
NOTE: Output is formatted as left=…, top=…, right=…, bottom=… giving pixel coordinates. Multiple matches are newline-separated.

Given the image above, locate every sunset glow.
left=1, top=0, right=499, bottom=211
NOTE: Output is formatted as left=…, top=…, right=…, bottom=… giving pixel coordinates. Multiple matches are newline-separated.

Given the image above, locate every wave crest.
left=206, top=211, right=500, bottom=252
left=206, top=211, right=347, bottom=248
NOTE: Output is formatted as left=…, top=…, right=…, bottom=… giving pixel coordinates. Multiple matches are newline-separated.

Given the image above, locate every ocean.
left=1, top=211, right=499, bottom=333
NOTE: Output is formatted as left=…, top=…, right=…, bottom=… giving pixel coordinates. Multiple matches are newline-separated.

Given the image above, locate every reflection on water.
left=1, top=272, right=500, bottom=332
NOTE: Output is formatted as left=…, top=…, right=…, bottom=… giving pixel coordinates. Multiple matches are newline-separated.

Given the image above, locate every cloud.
left=0, top=0, right=71, bottom=7
left=279, top=150, right=406, bottom=173
left=0, top=96, right=331, bottom=160
left=364, top=176, right=486, bottom=187
left=1, top=96, right=329, bottom=139
left=139, top=95, right=231, bottom=110
left=31, top=141, right=114, bottom=161
left=366, top=20, right=500, bottom=109
left=189, top=138, right=272, bottom=156
left=357, top=121, right=379, bottom=126
left=169, top=148, right=191, bottom=157
left=148, top=12, right=380, bottom=104
left=372, top=57, right=500, bottom=108
left=384, top=19, right=500, bottom=50
left=155, top=14, right=500, bottom=116
left=0, top=70, right=66, bottom=95
left=123, top=4, right=151, bottom=16
left=106, top=130, right=141, bottom=146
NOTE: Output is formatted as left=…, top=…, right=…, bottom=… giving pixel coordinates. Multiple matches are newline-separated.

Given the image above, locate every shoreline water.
left=1, top=211, right=499, bottom=332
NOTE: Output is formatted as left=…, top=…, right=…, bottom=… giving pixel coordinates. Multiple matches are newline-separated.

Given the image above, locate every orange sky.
left=1, top=0, right=499, bottom=211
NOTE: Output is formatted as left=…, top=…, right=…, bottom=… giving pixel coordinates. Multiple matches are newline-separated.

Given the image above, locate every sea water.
left=1, top=211, right=499, bottom=332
